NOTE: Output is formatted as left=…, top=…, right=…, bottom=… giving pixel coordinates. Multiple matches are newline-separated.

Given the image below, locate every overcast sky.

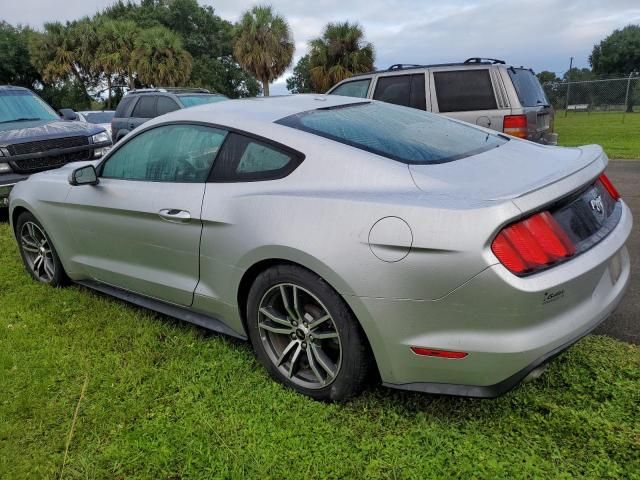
left=3, top=0, right=640, bottom=94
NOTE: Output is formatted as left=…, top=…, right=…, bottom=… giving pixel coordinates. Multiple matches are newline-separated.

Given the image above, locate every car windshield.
left=83, top=111, right=114, bottom=124
left=277, top=101, right=508, bottom=165
left=508, top=68, right=550, bottom=107
left=179, top=95, right=228, bottom=107
left=0, top=90, right=59, bottom=123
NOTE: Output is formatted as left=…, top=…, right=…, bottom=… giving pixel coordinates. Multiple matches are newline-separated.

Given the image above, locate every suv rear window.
left=508, top=68, right=550, bottom=107
left=277, top=102, right=507, bottom=165
left=433, top=70, right=497, bottom=112
left=178, top=95, right=228, bottom=107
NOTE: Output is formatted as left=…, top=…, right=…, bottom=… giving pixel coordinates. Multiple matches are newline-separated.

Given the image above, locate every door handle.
left=158, top=209, right=191, bottom=223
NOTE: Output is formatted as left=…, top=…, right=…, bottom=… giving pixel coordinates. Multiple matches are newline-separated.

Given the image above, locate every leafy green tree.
left=102, top=0, right=259, bottom=97
left=0, top=22, right=40, bottom=88
left=233, top=5, right=294, bottom=96
left=536, top=71, right=559, bottom=85
left=93, top=19, right=139, bottom=99
left=131, top=26, right=192, bottom=87
left=590, top=25, right=640, bottom=75
left=308, top=22, right=374, bottom=92
left=591, top=25, right=640, bottom=111
left=286, top=55, right=314, bottom=94
left=28, top=20, right=99, bottom=98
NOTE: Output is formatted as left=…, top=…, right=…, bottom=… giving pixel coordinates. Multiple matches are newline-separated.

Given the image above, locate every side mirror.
left=69, top=165, right=99, bottom=186
left=59, top=108, right=78, bottom=121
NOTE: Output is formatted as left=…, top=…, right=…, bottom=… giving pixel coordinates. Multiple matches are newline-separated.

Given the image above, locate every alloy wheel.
left=20, top=221, right=56, bottom=283
left=257, top=283, right=342, bottom=389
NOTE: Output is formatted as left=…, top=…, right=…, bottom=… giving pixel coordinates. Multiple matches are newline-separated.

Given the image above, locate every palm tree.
left=131, top=26, right=193, bottom=87
left=93, top=19, right=138, bottom=105
left=233, top=5, right=294, bottom=96
left=308, top=22, right=375, bottom=92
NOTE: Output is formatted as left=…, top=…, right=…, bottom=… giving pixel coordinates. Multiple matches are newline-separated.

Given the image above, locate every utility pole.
left=564, top=57, right=573, bottom=117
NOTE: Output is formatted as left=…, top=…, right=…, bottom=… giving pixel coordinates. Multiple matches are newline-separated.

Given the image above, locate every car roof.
left=0, top=85, right=32, bottom=92
left=145, top=94, right=366, bottom=129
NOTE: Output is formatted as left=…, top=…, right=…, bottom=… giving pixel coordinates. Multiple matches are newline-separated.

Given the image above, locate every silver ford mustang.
left=8, top=95, right=632, bottom=401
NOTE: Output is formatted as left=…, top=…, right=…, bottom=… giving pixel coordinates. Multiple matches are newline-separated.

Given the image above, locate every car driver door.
left=64, top=123, right=227, bottom=307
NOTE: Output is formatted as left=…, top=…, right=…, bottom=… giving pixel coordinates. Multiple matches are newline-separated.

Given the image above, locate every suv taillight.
left=503, top=115, right=527, bottom=138
left=491, top=211, right=576, bottom=274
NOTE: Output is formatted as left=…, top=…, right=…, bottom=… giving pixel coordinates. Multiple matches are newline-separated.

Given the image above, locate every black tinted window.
left=434, top=70, right=497, bottom=112
left=131, top=96, right=156, bottom=118
left=212, top=133, right=301, bottom=182
left=277, top=102, right=507, bottom=165
left=329, top=79, right=370, bottom=98
left=373, top=74, right=425, bottom=110
left=156, top=96, right=180, bottom=116
left=374, top=75, right=410, bottom=106
left=508, top=68, right=550, bottom=107
left=114, top=96, right=135, bottom=117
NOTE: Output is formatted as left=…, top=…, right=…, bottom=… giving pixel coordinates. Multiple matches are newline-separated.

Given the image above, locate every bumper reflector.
left=410, top=347, right=468, bottom=359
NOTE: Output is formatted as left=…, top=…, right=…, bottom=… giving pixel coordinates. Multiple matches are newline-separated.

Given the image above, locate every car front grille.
left=7, top=136, right=89, bottom=156
left=11, top=150, right=93, bottom=173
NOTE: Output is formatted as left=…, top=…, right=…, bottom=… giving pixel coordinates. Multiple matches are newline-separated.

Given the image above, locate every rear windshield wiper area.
left=0, top=117, right=42, bottom=124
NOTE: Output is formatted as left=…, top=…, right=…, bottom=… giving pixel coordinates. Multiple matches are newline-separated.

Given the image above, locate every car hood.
left=0, top=119, right=103, bottom=145
left=408, top=140, right=606, bottom=201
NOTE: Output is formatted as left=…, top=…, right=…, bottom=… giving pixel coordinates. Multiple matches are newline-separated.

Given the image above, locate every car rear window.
left=508, top=68, right=550, bottom=107
left=276, top=102, right=507, bottom=165
left=433, top=69, right=497, bottom=112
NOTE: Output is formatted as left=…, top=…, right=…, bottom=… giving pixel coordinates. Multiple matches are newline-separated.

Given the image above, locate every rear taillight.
left=503, top=114, right=527, bottom=138
left=491, top=211, right=576, bottom=274
left=598, top=173, right=620, bottom=200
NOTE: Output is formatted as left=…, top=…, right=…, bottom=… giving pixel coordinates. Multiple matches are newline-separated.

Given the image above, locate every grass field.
left=554, top=111, right=640, bottom=159
left=1, top=221, right=639, bottom=479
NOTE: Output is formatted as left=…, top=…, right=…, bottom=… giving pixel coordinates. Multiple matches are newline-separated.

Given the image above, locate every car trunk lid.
left=409, top=141, right=607, bottom=205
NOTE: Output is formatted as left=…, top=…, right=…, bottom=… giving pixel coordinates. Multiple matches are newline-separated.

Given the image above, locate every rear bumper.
left=344, top=201, right=632, bottom=397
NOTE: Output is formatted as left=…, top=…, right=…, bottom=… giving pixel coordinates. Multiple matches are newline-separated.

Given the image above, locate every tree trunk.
left=262, top=79, right=270, bottom=97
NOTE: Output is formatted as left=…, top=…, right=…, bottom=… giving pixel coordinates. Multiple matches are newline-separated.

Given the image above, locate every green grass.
left=555, top=111, right=640, bottom=159
left=0, top=222, right=638, bottom=480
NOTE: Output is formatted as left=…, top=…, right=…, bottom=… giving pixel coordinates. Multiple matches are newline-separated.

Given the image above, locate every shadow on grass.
left=0, top=209, right=8, bottom=223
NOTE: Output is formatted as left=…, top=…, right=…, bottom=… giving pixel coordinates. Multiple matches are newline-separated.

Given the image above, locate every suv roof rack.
left=127, top=87, right=212, bottom=95
left=463, top=57, right=505, bottom=65
left=352, top=58, right=509, bottom=77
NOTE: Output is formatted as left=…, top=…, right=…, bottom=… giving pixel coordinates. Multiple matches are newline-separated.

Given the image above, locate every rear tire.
left=246, top=264, right=370, bottom=402
left=16, top=212, right=68, bottom=287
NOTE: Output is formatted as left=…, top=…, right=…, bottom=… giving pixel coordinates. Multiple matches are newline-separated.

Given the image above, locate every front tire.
left=16, top=212, right=68, bottom=287
left=246, top=265, right=371, bottom=401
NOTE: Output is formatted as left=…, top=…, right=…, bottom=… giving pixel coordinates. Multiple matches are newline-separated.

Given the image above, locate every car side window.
left=373, top=74, right=426, bottom=110
left=211, top=133, right=301, bottom=182
left=114, top=96, right=135, bottom=117
left=101, top=124, right=227, bottom=182
left=433, top=69, right=497, bottom=112
left=329, top=79, right=371, bottom=98
left=131, top=96, right=156, bottom=118
left=156, top=96, right=180, bottom=116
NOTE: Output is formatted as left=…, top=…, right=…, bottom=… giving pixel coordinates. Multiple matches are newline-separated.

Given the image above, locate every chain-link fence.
left=543, top=75, right=640, bottom=114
